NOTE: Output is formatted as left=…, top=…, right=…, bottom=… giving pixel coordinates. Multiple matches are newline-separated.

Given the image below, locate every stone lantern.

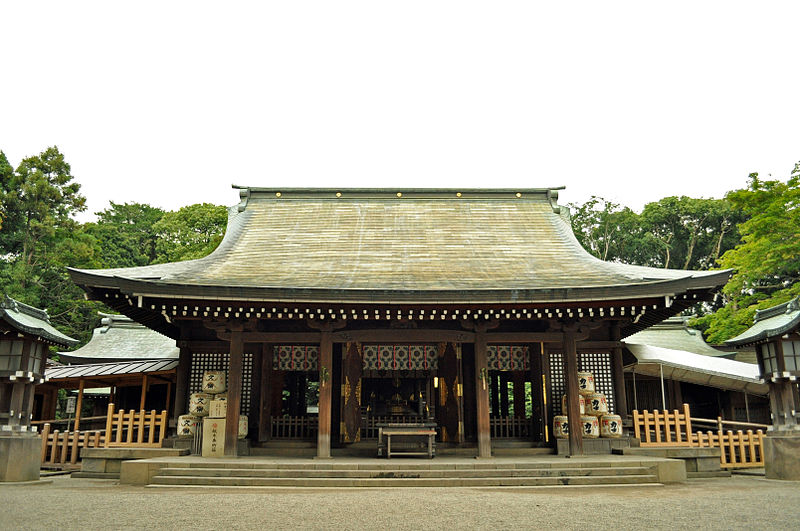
left=726, top=297, right=800, bottom=479
left=0, top=296, right=77, bottom=482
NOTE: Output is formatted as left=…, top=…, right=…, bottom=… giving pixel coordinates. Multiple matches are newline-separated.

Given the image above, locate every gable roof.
left=726, top=297, right=800, bottom=347
left=0, top=295, right=78, bottom=347
left=58, top=313, right=178, bottom=363
left=625, top=317, right=729, bottom=357
left=69, top=187, right=731, bottom=305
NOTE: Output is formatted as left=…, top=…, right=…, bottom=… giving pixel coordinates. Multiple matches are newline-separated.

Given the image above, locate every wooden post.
left=73, top=379, right=85, bottom=432
left=173, top=346, right=191, bottom=421
left=317, top=331, right=333, bottom=458
left=563, top=330, right=583, bottom=456
left=249, top=343, right=263, bottom=438
left=225, top=329, right=244, bottom=456
left=512, top=371, right=526, bottom=419
left=139, top=374, right=148, bottom=412
left=474, top=328, right=492, bottom=458
left=611, top=326, right=628, bottom=418
left=259, top=344, right=273, bottom=442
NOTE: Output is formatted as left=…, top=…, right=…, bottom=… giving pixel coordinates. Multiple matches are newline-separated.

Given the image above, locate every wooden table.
left=377, top=422, right=437, bottom=458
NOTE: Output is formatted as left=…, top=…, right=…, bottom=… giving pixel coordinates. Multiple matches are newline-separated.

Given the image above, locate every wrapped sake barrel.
left=553, top=415, right=569, bottom=439
left=189, top=392, right=212, bottom=416
left=238, top=414, right=248, bottom=439
left=177, top=414, right=198, bottom=438
left=561, top=393, right=585, bottom=415
left=577, top=371, right=595, bottom=395
left=600, top=414, right=623, bottom=438
left=202, top=370, right=227, bottom=394
left=580, top=415, right=600, bottom=438
left=586, top=392, right=608, bottom=416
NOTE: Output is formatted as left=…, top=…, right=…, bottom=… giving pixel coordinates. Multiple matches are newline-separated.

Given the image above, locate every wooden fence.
left=632, top=404, right=766, bottom=468
left=40, top=424, right=105, bottom=466
left=104, top=403, right=168, bottom=448
left=490, top=416, right=531, bottom=439
left=271, top=415, right=318, bottom=439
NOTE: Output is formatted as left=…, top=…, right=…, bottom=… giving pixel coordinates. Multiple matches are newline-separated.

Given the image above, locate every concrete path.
left=1, top=475, right=799, bottom=530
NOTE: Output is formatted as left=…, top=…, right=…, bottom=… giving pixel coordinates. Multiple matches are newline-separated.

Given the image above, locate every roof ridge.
left=2, top=295, right=51, bottom=323
left=754, top=296, right=800, bottom=322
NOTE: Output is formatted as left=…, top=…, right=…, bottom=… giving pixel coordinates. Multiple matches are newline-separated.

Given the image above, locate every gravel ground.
left=1, top=475, right=799, bottom=530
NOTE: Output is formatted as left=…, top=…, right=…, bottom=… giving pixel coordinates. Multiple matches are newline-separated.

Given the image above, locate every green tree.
left=86, top=202, right=165, bottom=267
left=152, top=203, right=228, bottom=262
left=692, top=165, right=800, bottom=343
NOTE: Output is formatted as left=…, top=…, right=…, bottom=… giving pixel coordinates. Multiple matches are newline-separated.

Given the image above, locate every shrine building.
left=68, top=187, right=731, bottom=458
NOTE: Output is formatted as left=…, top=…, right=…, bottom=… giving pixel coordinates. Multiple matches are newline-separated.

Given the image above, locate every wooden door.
left=341, top=342, right=362, bottom=443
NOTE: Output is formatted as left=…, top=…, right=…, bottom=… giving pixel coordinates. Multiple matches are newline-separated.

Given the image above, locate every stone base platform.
left=763, top=432, right=800, bottom=480
left=0, top=434, right=41, bottom=482
left=74, top=447, right=190, bottom=479
left=613, top=447, right=727, bottom=478
left=556, top=437, right=634, bottom=455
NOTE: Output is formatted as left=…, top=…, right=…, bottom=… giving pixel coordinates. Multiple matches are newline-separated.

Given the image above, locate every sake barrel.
left=189, top=392, right=212, bottom=417
left=177, top=414, right=198, bottom=438
left=553, top=416, right=569, bottom=439
left=202, top=370, right=227, bottom=394
left=580, top=415, right=600, bottom=438
left=586, top=393, right=608, bottom=416
left=600, top=414, right=623, bottom=438
left=577, top=371, right=595, bottom=395
left=561, top=394, right=586, bottom=415
left=238, top=415, right=249, bottom=439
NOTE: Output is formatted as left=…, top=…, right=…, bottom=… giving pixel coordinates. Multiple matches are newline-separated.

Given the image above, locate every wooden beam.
left=333, top=329, right=473, bottom=343
left=610, top=326, right=628, bottom=418
left=217, top=332, right=322, bottom=343
left=74, top=379, right=85, bottom=432
left=225, top=329, right=244, bottom=456
left=177, top=340, right=229, bottom=352
left=563, top=330, right=583, bottom=456
left=317, top=330, right=333, bottom=458
left=484, top=332, right=574, bottom=344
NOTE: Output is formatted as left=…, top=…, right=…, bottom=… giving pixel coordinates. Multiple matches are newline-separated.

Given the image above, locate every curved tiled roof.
left=726, top=297, right=800, bottom=347
left=69, top=188, right=731, bottom=305
left=0, top=295, right=78, bottom=347
left=58, top=313, right=178, bottom=362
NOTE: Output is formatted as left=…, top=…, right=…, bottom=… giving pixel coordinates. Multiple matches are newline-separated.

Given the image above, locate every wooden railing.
left=692, top=429, right=765, bottom=469
left=40, top=424, right=105, bottom=466
left=632, top=404, right=766, bottom=468
left=490, top=416, right=531, bottom=439
left=361, top=415, right=425, bottom=439
left=104, top=403, right=167, bottom=448
left=633, top=404, right=694, bottom=446
left=271, top=415, right=318, bottom=439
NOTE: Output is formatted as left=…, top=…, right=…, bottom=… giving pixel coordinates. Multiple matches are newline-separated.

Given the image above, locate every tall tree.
left=86, top=202, right=166, bottom=267
left=152, top=203, right=228, bottom=263
left=692, top=165, right=800, bottom=343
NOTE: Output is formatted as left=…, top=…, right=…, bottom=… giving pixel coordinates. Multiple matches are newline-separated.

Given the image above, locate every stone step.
left=168, top=460, right=649, bottom=471
left=156, top=465, right=654, bottom=479
left=149, top=473, right=658, bottom=488
left=146, top=482, right=665, bottom=491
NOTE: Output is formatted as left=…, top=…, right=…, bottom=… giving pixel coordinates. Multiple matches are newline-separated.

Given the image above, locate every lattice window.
left=362, top=344, right=439, bottom=371
left=487, top=346, right=530, bottom=371
left=548, top=352, right=564, bottom=420
left=579, top=352, right=615, bottom=414
left=274, top=345, right=318, bottom=371
left=548, top=351, right=615, bottom=419
left=189, top=352, right=253, bottom=415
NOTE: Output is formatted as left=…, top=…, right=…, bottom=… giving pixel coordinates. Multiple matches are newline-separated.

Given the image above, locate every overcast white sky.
left=2, top=2, right=799, bottom=220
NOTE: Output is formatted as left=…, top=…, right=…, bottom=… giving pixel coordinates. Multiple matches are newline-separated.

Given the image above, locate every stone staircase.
left=146, top=460, right=663, bottom=489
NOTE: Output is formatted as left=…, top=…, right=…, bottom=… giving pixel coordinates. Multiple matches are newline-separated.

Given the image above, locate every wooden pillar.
left=317, top=331, right=333, bottom=458
left=73, top=379, right=85, bottom=432
left=258, top=344, right=274, bottom=442
left=225, top=329, right=244, bottom=456
left=474, top=329, right=492, bottom=458
left=249, top=343, right=263, bottom=438
left=530, top=343, right=546, bottom=442
left=563, top=330, right=583, bottom=456
left=611, top=326, right=628, bottom=418
left=139, top=374, right=148, bottom=411
left=500, top=373, right=510, bottom=417
left=490, top=372, right=500, bottom=417
left=173, top=346, right=192, bottom=420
